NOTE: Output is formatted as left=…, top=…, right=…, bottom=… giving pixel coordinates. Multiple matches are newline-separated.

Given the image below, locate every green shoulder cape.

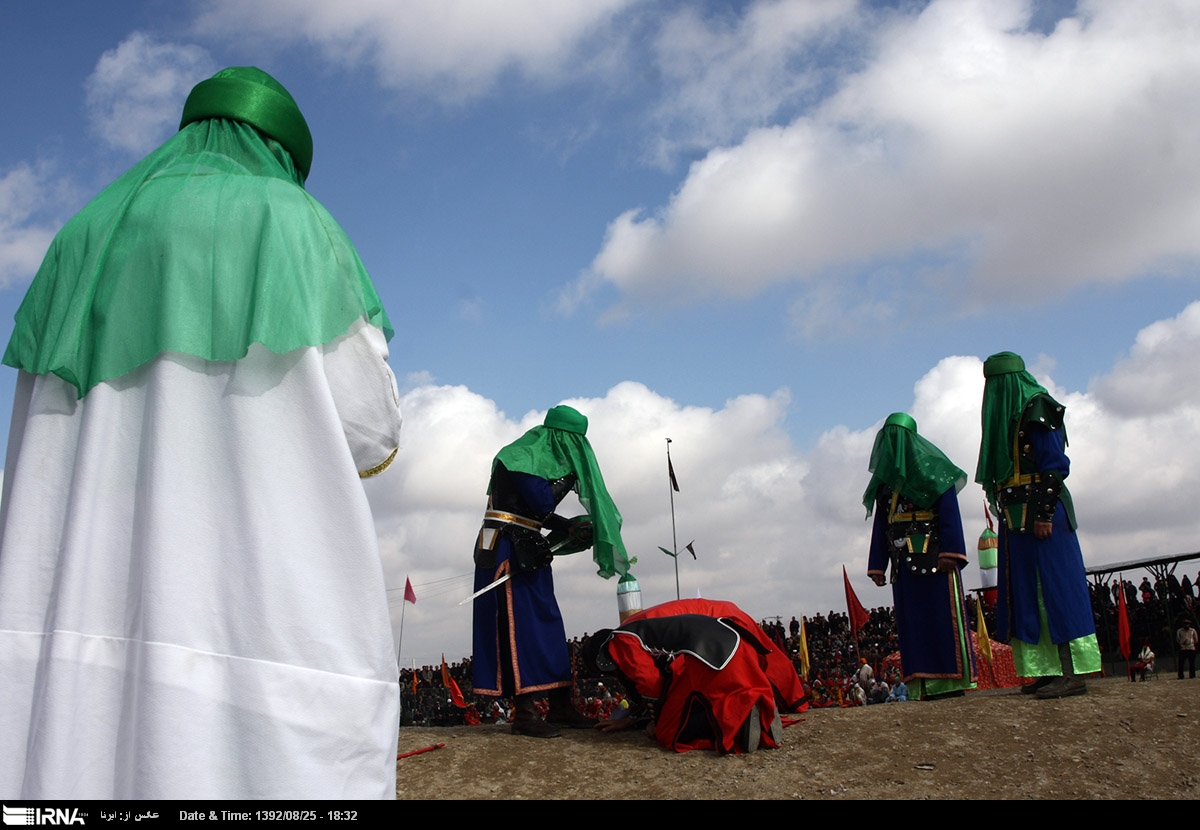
left=862, top=412, right=966, bottom=517
left=4, top=68, right=389, bottom=397
left=493, top=406, right=629, bottom=579
left=975, top=353, right=1067, bottom=490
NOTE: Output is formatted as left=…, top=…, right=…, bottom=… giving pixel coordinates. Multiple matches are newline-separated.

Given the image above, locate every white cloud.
left=85, top=33, right=216, bottom=155
left=0, top=165, right=68, bottom=289
left=584, top=0, right=1200, bottom=324
left=376, top=302, right=1200, bottom=665
left=193, top=0, right=641, bottom=101
left=644, top=0, right=858, bottom=165
left=1089, top=301, right=1200, bottom=417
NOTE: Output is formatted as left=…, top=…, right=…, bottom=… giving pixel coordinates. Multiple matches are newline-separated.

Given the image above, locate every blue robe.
left=869, top=488, right=975, bottom=683
left=472, top=471, right=572, bottom=696
left=995, top=424, right=1095, bottom=646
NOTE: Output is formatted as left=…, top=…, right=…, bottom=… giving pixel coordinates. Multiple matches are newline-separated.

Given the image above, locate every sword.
left=459, top=573, right=510, bottom=605
left=458, top=537, right=577, bottom=605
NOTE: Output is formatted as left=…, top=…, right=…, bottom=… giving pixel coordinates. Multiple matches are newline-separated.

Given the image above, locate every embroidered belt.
left=1001, top=473, right=1041, bottom=487
left=996, top=474, right=1042, bottom=533
left=889, top=510, right=934, bottom=522
left=483, top=510, right=542, bottom=531
left=477, top=510, right=544, bottom=555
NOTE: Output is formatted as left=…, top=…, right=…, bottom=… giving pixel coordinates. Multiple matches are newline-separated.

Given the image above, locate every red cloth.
left=441, top=654, right=467, bottom=708
left=843, top=566, right=870, bottom=636
left=881, top=632, right=1022, bottom=690
left=609, top=598, right=808, bottom=754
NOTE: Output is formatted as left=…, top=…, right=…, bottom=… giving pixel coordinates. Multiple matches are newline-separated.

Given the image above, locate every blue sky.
left=4, top=0, right=1200, bottom=666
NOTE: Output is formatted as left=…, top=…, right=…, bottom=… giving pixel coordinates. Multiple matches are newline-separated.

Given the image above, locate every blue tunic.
left=995, top=424, right=1095, bottom=646
left=868, top=488, right=976, bottom=683
left=472, top=471, right=572, bottom=696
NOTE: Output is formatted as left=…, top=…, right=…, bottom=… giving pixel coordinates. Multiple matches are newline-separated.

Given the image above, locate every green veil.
left=974, top=352, right=1066, bottom=491
left=862, top=412, right=967, bottom=517
left=4, top=67, right=390, bottom=397
left=493, top=405, right=630, bottom=579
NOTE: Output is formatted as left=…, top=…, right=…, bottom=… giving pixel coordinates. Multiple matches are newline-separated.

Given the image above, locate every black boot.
left=1036, top=643, right=1087, bottom=699
left=546, top=686, right=597, bottom=729
left=1020, top=676, right=1055, bottom=695
left=511, top=693, right=560, bottom=738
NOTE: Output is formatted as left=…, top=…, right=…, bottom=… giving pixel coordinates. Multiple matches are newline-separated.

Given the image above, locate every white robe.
left=0, top=319, right=402, bottom=799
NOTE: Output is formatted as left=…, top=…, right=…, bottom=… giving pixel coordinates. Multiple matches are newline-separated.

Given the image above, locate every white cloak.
left=0, top=319, right=402, bottom=799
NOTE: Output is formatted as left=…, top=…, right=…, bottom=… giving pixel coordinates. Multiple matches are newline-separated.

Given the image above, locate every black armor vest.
left=878, top=486, right=940, bottom=579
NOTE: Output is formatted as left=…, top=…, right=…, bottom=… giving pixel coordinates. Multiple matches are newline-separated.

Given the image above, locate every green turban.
left=862, top=412, right=967, bottom=517
left=181, top=66, right=314, bottom=181
left=493, top=405, right=629, bottom=579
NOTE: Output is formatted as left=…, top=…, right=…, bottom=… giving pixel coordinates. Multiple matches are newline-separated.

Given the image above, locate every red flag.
left=1117, top=576, right=1131, bottom=663
left=843, top=565, right=869, bottom=636
left=441, top=654, right=467, bottom=708
left=668, top=457, right=680, bottom=492
left=404, top=577, right=417, bottom=604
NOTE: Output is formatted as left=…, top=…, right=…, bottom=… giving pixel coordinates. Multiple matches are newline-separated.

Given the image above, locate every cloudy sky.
left=4, top=0, right=1200, bottom=666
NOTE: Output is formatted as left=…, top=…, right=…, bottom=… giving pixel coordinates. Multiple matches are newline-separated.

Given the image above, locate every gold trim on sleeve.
left=359, top=447, right=398, bottom=479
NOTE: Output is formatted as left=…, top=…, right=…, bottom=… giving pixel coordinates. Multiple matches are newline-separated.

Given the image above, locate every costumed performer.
left=976, top=351, right=1099, bottom=698
left=472, top=405, right=628, bottom=738
left=0, top=67, right=403, bottom=799
left=586, top=598, right=809, bottom=754
left=864, top=413, right=977, bottom=700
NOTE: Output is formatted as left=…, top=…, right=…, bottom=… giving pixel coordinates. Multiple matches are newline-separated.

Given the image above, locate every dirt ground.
left=394, top=676, right=1199, bottom=799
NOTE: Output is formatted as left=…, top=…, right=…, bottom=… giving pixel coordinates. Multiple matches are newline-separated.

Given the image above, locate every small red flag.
left=843, top=565, right=870, bottom=636
left=404, top=577, right=417, bottom=605
left=668, top=457, right=680, bottom=492
left=442, top=654, right=467, bottom=708
left=1117, top=576, right=1131, bottom=662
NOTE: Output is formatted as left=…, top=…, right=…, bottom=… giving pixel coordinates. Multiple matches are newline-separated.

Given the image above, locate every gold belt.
left=483, top=510, right=541, bottom=531
left=890, top=511, right=934, bottom=522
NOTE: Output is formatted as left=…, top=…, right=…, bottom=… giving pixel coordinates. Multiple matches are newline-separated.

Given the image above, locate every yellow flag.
left=976, top=601, right=994, bottom=668
left=798, top=616, right=811, bottom=680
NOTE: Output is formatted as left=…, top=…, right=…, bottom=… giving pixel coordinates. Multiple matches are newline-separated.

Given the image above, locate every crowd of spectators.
left=401, top=605, right=914, bottom=724
left=399, top=571, right=1200, bottom=725
left=1089, top=570, right=1200, bottom=676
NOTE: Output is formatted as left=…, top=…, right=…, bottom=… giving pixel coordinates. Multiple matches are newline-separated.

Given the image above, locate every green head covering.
left=543, top=405, right=588, bottom=434
left=181, top=66, right=313, bottom=181
left=492, top=405, right=629, bottom=579
left=974, top=351, right=1066, bottom=491
left=862, top=412, right=967, bottom=517
left=4, top=67, right=390, bottom=397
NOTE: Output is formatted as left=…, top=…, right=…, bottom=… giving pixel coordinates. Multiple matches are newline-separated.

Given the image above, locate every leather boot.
left=546, top=686, right=597, bottom=729
left=511, top=693, right=560, bottom=738
left=1036, top=643, right=1087, bottom=699
left=1020, top=676, right=1055, bottom=695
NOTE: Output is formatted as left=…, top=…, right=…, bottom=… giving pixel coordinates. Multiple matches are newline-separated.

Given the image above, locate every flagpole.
left=397, top=592, right=406, bottom=667
left=667, top=438, right=680, bottom=601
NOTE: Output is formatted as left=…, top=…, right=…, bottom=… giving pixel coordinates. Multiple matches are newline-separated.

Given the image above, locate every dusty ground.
left=395, top=676, right=1199, bottom=799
